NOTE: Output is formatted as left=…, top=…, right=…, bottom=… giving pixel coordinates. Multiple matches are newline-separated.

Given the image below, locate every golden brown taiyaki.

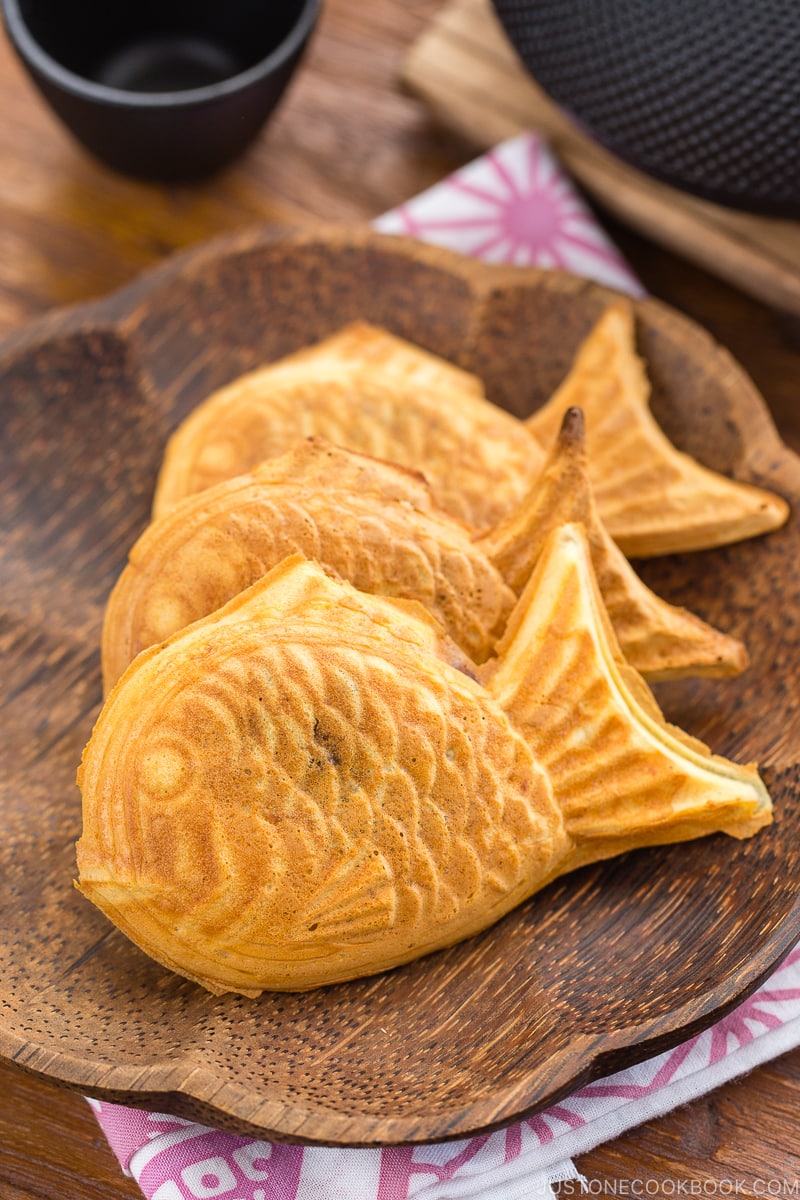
left=102, top=424, right=746, bottom=692
left=77, top=546, right=771, bottom=996
left=151, top=315, right=788, bottom=554
left=153, top=322, right=540, bottom=529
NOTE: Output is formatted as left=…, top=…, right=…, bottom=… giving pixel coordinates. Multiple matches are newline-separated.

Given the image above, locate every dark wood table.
left=1, top=1, right=799, bottom=1195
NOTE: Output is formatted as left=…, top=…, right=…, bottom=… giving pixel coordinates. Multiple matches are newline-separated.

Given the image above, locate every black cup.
left=1, top=0, right=320, bottom=181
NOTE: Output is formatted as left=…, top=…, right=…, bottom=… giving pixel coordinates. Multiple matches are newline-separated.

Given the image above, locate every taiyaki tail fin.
left=483, top=523, right=772, bottom=870
left=479, top=407, right=748, bottom=681
left=525, top=303, right=789, bottom=557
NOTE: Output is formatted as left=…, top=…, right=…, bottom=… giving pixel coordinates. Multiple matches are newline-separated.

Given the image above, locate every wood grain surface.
left=402, top=0, right=800, bottom=318
left=0, top=0, right=798, bottom=1195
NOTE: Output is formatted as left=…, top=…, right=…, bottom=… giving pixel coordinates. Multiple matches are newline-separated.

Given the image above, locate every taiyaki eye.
left=136, top=739, right=195, bottom=804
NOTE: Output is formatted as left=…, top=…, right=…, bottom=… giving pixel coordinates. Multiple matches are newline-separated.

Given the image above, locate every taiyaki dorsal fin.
left=253, top=436, right=435, bottom=509
left=525, top=303, right=789, bottom=556
left=483, top=523, right=772, bottom=869
left=480, top=407, right=749, bottom=681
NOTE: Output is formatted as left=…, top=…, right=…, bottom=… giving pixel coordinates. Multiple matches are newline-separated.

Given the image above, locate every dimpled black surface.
left=492, top=0, right=800, bottom=215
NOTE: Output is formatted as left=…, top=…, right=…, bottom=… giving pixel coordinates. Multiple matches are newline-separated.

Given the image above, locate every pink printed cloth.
left=373, top=131, right=644, bottom=294
left=88, top=133, right=800, bottom=1200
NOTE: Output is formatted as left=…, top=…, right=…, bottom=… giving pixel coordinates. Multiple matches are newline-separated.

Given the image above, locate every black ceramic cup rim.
left=1, top=0, right=321, bottom=108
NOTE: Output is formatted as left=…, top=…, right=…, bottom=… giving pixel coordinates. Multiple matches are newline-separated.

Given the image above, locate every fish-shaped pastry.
left=101, top=420, right=747, bottom=692
left=150, top=314, right=788, bottom=553
left=77, top=544, right=771, bottom=996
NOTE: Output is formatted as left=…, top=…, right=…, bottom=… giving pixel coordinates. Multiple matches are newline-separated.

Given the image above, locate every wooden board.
left=402, top=0, right=800, bottom=317
left=1, top=227, right=799, bottom=1146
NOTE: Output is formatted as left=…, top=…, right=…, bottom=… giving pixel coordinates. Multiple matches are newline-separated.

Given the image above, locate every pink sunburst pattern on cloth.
left=85, top=135, right=800, bottom=1200
left=373, top=132, right=644, bottom=296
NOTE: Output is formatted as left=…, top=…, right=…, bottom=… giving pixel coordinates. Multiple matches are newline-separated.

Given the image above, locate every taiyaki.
left=102, top=424, right=746, bottom=692
left=152, top=321, right=540, bottom=529
left=526, top=303, right=789, bottom=556
left=151, top=316, right=788, bottom=554
left=77, top=545, right=771, bottom=996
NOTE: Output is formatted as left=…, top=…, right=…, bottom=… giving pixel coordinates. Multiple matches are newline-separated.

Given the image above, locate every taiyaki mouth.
left=78, top=550, right=771, bottom=996
left=526, top=302, right=789, bottom=556
left=152, top=322, right=540, bottom=529
left=102, top=430, right=745, bottom=692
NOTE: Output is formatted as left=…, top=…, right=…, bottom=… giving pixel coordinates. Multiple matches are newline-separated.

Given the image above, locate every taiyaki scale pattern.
left=102, top=438, right=516, bottom=688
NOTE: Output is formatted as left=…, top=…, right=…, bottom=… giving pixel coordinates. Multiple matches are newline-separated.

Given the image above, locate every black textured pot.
left=492, top=0, right=800, bottom=217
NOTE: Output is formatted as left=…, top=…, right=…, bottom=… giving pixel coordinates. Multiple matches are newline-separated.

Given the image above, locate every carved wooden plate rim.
left=1, top=226, right=798, bottom=1147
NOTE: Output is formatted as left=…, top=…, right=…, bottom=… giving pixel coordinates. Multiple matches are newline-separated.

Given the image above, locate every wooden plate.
left=1, top=228, right=798, bottom=1147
